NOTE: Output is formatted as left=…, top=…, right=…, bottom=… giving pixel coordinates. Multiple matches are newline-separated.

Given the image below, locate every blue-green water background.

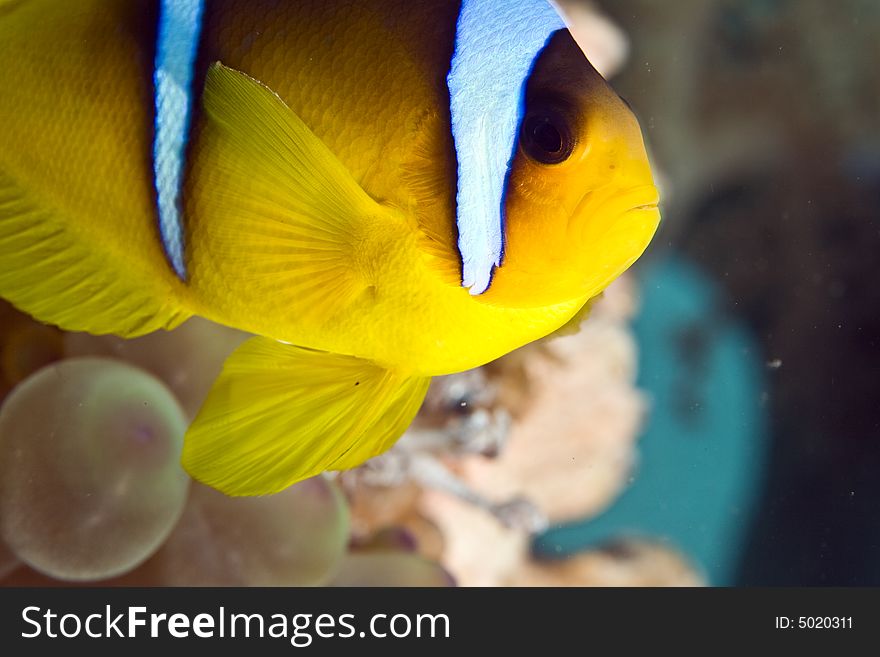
left=536, top=0, right=880, bottom=585
left=536, top=258, right=768, bottom=585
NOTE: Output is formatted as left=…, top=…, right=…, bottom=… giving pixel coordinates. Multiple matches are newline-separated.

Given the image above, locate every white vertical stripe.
left=447, top=0, right=565, bottom=295
left=154, top=0, right=205, bottom=280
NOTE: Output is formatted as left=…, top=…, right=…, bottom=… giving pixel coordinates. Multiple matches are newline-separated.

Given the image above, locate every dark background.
left=600, top=0, right=880, bottom=584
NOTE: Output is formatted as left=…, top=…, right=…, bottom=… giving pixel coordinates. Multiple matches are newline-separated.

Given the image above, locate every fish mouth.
left=569, top=182, right=661, bottom=296
left=571, top=183, right=660, bottom=235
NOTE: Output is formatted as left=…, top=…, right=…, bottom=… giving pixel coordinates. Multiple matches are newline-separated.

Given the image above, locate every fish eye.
left=520, top=106, right=574, bottom=165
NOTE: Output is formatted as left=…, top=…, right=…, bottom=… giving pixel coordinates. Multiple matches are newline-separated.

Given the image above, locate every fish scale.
left=0, top=0, right=186, bottom=322
left=189, top=0, right=456, bottom=205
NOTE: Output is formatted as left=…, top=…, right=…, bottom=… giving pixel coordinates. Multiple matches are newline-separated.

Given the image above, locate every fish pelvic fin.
left=182, top=337, right=431, bottom=496
left=0, top=170, right=190, bottom=336
left=188, top=63, right=407, bottom=332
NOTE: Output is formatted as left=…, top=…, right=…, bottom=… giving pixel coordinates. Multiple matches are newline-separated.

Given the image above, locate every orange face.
left=484, top=30, right=660, bottom=308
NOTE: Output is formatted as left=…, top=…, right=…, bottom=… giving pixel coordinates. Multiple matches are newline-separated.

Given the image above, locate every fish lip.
left=615, top=183, right=661, bottom=212
left=571, top=183, right=660, bottom=232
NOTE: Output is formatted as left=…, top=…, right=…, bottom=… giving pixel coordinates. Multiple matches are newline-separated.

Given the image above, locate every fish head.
left=487, top=29, right=660, bottom=308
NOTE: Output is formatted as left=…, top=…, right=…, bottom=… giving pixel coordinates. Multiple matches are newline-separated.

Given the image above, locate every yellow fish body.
left=0, top=0, right=660, bottom=494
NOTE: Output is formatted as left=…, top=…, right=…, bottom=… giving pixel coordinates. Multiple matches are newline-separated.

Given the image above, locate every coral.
left=509, top=540, right=704, bottom=587
left=329, top=552, right=455, bottom=587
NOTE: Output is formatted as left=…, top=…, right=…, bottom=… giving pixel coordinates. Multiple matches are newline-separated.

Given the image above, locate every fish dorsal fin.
left=447, top=0, right=565, bottom=295
left=188, top=63, right=403, bottom=334
left=182, top=337, right=431, bottom=496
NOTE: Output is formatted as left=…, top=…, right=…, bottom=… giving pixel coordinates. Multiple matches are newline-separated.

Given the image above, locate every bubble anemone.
left=115, top=477, right=349, bottom=586
left=64, top=318, right=248, bottom=419
left=0, top=358, right=189, bottom=581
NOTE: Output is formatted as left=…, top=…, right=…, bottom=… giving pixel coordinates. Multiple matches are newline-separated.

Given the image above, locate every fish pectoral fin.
left=191, top=63, right=404, bottom=326
left=181, top=336, right=431, bottom=496
left=0, top=170, right=190, bottom=336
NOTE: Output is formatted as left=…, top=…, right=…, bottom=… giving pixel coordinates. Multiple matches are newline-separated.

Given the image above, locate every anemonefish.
left=0, top=0, right=660, bottom=495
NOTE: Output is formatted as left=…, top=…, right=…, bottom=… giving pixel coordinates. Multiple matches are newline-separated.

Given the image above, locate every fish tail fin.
left=0, top=170, right=191, bottom=336
left=181, top=337, right=431, bottom=496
